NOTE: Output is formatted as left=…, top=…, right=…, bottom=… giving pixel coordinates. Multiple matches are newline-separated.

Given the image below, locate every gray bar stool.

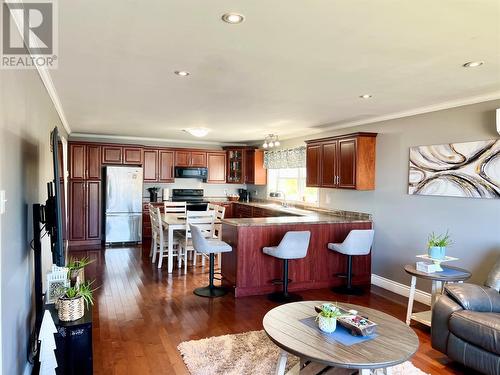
left=190, top=224, right=232, bottom=297
left=263, top=231, right=311, bottom=303
left=328, top=229, right=374, bottom=295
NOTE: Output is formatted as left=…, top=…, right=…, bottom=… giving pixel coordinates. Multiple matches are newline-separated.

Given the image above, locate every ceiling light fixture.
left=359, top=94, right=373, bottom=99
left=463, top=61, right=484, bottom=68
left=174, top=70, right=190, bottom=76
left=221, top=13, right=245, bottom=24
left=184, top=128, right=210, bottom=137
left=262, top=134, right=280, bottom=149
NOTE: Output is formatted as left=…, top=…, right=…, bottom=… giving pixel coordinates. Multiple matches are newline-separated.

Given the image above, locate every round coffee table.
left=404, top=264, right=471, bottom=326
left=263, top=301, right=419, bottom=375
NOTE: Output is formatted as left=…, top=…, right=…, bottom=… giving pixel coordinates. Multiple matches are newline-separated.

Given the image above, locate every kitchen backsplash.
left=143, top=178, right=246, bottom=200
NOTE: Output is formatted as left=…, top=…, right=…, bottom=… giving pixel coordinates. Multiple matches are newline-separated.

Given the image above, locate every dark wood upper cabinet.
left=306, top=133, right=377, bottom=190
left=123, top=147, right=143, bottom=165
left=207, top=152, right=226, bottom=183
left=306, top=144, right=322, bottom=187
left=159, top=150, right=174, bottom=182
left=245, top=149, right=267, bottom=185
left=321, top=142, right=337, bottom=188
left=191, top=151, right=207, bottom=167
left=70, top=144, right=86, bottom=180
left=143, top=149, right=159, bottom=181
left=338, top=138, right=357, bottom=188
left=224, top=148, right=244, bottom=184
left=86, top=145, right=102, bottom=180
left=175, top=150, right=206, bottom=167
left=102, top=146, right=123, bottom=164
left=175, top=150, right=191, bottom=167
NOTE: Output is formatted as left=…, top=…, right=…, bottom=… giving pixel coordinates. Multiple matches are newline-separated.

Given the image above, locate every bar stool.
left=190, top=224, right=232, bottom=297
left=263, top=231, right=311, bottom=303
left=328, top=229, right=374, bottom=295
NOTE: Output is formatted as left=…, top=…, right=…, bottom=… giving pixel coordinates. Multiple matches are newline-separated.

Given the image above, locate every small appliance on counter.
left=238, top=188, right=250, bottom=202
left=147, top=187, right=160, bottom=202
left=162, top=188, right=170, bottom=201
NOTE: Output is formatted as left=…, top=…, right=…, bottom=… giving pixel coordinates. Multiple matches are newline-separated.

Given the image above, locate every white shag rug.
left=177, top=330, right=429, bottom=375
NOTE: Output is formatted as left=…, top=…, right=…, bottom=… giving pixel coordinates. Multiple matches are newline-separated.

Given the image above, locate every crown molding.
left=308, top=90, right=500, bottom=135
left=5, top=0, right=72, bottom=135
left=69, top=133, right=247, bottom=147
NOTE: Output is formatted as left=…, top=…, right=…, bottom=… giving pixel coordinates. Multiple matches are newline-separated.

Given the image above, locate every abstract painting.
left=408, top=139, right=500, bottom=199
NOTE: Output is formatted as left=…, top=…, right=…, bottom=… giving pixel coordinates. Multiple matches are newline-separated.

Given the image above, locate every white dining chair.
left=151, top=207, right=181, bottom=269
left=164, top=201, right=187, bottom=214
left=178, top=210, right=215, bottom=271
left=207, top=204, right=226, bottom=268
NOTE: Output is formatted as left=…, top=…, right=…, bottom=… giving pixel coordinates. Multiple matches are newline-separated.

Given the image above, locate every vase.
left=58, top=295, right=84, bottom=322
left=318, top=316, right=337, bottom=333
left=428, top=246, right=446, bottom=260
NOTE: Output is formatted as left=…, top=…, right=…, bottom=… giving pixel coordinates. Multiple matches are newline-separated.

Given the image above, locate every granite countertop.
left=222, top=201, right=372, bottom=227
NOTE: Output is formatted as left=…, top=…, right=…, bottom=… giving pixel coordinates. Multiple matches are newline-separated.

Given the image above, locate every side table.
left=404, top=264, right=471, bottom=326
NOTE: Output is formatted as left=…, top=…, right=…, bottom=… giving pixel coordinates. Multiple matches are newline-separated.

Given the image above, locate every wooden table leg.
left=405, top=276, right=417, bottom=325
left=275, top=350, right=288, bottom=375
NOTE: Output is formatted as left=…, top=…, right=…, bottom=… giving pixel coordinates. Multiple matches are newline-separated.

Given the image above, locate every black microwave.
left=174, top=167, right=208, bottom=182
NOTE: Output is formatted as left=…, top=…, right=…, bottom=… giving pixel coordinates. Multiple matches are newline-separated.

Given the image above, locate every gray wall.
left=253, top=99, right=500, bottom=288
left=0, top=68, right=66, bottom=375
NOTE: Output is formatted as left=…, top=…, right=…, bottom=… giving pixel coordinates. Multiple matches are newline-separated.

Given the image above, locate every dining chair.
left=207, top=204, right=226, bottom=268
left=148, top=203, right=156, bottom=258
left=164, top=201, right=187, bottom=214
left=151, top=207, right=181, bottom=269
left=178, top=210, right=215, bottom=272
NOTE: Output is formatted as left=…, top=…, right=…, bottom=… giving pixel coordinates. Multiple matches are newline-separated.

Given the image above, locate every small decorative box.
left=314, top=305, right=378, bottom=336
left=416, top=261, right=440, bottom=273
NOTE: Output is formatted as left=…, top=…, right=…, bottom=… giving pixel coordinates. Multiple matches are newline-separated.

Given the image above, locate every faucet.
left=276, top=191, right=288, bottom=207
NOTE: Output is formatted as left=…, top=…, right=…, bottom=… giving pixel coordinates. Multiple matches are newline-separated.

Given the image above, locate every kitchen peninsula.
left=220, top=202, right=372, bottom=297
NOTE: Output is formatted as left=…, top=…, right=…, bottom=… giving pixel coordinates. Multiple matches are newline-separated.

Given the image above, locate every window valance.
left=263, top=146, right=306, bottom=169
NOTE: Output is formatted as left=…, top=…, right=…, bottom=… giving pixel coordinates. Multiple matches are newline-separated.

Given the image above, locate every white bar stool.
left=190, top=224, right=232, bottom=298
left=328, top=229, right=374, bottom=295
left=263, top=231, right=311, bottom=303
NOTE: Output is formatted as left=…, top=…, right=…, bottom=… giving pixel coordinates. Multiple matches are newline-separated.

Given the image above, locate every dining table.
left=160, top=213, right=222, bottom=273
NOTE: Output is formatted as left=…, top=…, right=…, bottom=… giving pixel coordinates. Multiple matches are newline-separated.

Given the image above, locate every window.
left=267, top=168, right=318, bottom=204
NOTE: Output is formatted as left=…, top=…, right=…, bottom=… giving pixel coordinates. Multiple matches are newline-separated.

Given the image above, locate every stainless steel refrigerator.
left=104, top=166, right=143, bottom=243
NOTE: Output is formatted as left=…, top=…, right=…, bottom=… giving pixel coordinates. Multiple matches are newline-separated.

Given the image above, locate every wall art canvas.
left=408, top=139, right=500, bottom=199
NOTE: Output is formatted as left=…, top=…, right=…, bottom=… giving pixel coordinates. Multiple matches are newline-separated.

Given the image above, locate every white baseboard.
left=371, top=274, right=431, bottom=306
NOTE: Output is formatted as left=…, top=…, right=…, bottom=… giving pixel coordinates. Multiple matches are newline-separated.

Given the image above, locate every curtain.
left=263, top=146, right=306, bottom=169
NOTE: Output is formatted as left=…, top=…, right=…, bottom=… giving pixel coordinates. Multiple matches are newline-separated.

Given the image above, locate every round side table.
left=404, top=264, right=471, bottom=326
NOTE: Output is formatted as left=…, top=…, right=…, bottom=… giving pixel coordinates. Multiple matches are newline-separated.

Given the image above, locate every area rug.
left=177, top=330, right=429, bottom=375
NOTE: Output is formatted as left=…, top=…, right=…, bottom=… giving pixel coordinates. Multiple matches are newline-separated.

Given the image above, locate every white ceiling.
left=50, top=0, right=500, bottom=144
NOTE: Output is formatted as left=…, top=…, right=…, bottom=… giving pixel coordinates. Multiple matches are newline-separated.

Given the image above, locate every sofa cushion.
left=449, top=310, right=500, bottom=355
left=485, top=256, right=500, bottom=292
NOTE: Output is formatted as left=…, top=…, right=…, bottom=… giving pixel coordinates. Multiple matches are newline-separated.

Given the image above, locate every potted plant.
left=315, top=303, right=344, bottom=333
left=57, top=281, right=96, bottom=322
left=67, top=257, right=94, bottom=287
left=427, top=230, right=452, bottom=260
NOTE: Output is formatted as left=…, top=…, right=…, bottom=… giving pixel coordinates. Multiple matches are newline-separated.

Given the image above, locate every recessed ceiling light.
left=221, top=13, right=245, bottom=24
left=174, top=70, right=190, bottom=76
left=359, top=94, right=373, bottom=99
left=184, top=128, right=210, bottom=137
left=463, top=61, right=484, bottom=68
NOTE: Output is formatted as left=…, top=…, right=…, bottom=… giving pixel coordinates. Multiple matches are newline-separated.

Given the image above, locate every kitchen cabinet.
left=175, top=150, right=206, bottom=167
left=143, top=149, right=158, bottom=181
left=225, top=148, right=244, bottom=183
left=207, top=152, right=227, bottom=183
left=69, top=180, right=101, bottom=244
left=245, top=149, right=267, bottom=185
left=305, top=132, right=377, bottom=190
left=158, top=150, right=175, bottom=182
left=69, top=143, right=102, bottom=180
left=102, top=145, right=122, bottom=164
left=123, top=146, right=143, bottom=165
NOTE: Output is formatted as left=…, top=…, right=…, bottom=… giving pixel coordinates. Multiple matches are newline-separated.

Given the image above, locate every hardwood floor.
left=70, top=245, right=477, bottom=375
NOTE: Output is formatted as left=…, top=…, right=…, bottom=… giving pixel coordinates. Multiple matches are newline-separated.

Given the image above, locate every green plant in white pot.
left=427, top=231, right=452, bottom=260
left=315, top=303, right=344, bottom=333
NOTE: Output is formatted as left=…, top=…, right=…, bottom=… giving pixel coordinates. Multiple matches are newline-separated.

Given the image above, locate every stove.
left=171, top=189, right=209, bottom=211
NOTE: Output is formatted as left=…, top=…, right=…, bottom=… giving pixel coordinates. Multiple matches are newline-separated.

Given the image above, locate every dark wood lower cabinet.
left=69, top=180, right=102, bottom=247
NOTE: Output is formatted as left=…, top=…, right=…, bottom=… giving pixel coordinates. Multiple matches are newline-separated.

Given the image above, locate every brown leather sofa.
left=431, top=258, right=500, bottom=375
